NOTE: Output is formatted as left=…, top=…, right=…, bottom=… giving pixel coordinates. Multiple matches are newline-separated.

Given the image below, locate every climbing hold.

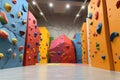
left=19, top=30, right=25, bottom=36
left=42, top=57, right=46, bottom=59
left=12, top=0, right=17, bottom=4
left=96, top=42, right=100, bottom=50
left=18, top=11, right=22, bottom=18
left=57, top=51, right=61, bottom=55
left=10, top=14, right=14, bottom=18
left=77, top=42, right=81, bottom=44
left=83, top=51, right=86, bottom=54
left=90, top=22, right=93, bottom=25
left=118, top=56, right=120, bottom=60
left=0, top=53, right=4, bottom=59
left=97, top=0, right=101, bottom=7
left=19, top=54, right=23, bottom=61
left=27, top=44, right=30, bottom=48
left=101, top=55, right=106, bottom=60
left=13, top=53, right=16, bottom=59
left=110, top=32, right=119, bottom=42
left=92, top=54, right=94, bottom=58
left=35, top=25, right=37, bottom=29
left=36, top=42, right=39, bottom=46
left=66, top=46, right=70, bottom=49
left=34, top=32, right=38, bottom=37
left=12, top=38, right=18, bottom=45
left=88, top=13, right=93, bottom=19
left=22, top=20, right=27, bottom=25
left=0, top=30, right=9, bottom=39
left=0, top=11, right=8, bottom=25
left=33, top=20, right=36, bottom=24
left=11, top=23, right=16, bottom=28
left=116, top=0, right=120, bottom=9
left=95, top=11, right=99, bottom=20
left=7, top=48, right=12, bottom=53
left=5, top=3, right=12, bottom=12
left=22, top=4, right=28, bottom=12
left=28, top=56, right=31, bottom=60
left=96, top=23, right=102, bottom=34
left=19, top=46, right=23, bottom=51
left=94, top=50, right=97, bottom=54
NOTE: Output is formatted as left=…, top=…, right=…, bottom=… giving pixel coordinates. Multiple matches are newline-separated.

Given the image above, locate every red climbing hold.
left=116, top=0, right=120, bottom=9
left=12, top=0, right=17, bottom=4
left=19, top=46, right=23, bottom=51
left=0, top=30, right=9, bottom=39
left=95, top=11, right=99, bottom=20
left=97, top=0, right=101, bottom=7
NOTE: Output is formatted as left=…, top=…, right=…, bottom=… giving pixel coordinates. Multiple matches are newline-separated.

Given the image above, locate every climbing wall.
left=106, top=0, right=120, bottom=71
left=23, top=11, right=40, bottom=66
left=81, top=23, right=88, bottom=64
left=39, top=27, right=50, bottom=63
left=0, top=0, right=28, bottom=68
left=87, top=0, right=114, bottom=70
left=73, top=33, right=82, bottom=63
left=49, top=34, right=76, bottom=63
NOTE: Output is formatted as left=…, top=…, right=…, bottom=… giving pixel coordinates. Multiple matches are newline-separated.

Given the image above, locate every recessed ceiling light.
left=40, top=12, right=43, bottom=16
left=32, top=1, right=36, bottom=5
left=81, top=5, right=85, bottom=9
left=76, top=14, right=80, bottom=17
left=66, top=4, right=70, bottom=9
left=49, top=2, right=53, bottom=8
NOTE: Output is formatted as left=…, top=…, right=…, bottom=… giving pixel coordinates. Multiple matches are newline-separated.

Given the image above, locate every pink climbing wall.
left=23, top=11, right=40, bottom=66
left=49, top=35, right=76, bottom=63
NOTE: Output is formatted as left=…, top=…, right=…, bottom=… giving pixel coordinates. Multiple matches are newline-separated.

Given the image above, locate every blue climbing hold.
left=34, top=32, right=38, bottom=37
left=88, top=13, right=93, bottom=19
left=57, top=51, right=61, bottom=55
left=96, top=23, right=102, bottom=34
left=110, top=32, right=119, bottom=42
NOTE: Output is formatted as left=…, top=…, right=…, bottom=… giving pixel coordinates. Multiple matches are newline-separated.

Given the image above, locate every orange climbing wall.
left=88, top=0, right=114, bottom=70
left=81, top=23, right=88, bottom=64
left=106, top=0, right=120, bottom=71
left=23, top=11, right=40, bottom=66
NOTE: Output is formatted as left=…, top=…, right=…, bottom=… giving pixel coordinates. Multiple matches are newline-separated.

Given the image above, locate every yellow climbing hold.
left=18, top=12, right=22, bottom=18
left=5, top=3, right=12, bottom=12
left=12, top=38, right=18, bottom=45
left=0, top=53, right=4, bottom=59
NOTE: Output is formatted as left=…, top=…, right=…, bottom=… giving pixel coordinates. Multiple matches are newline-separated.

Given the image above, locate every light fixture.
left=32, top=0, right=36, bottom=5
left=81, top=5, right=85, bottom=10
left=66, top=4, right=70, bottom=9
left=40, top=12, right=43, bottom=16
left=76, top=14, right=80, bottom=17
left=49, top=2, right=53, bottom=8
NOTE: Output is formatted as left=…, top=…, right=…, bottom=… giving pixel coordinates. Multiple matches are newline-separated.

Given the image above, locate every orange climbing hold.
left=0, top=30, right=9, bottom=39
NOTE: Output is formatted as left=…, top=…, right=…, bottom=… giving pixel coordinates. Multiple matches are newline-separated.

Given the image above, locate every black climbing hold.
left=36, top=42, right=39, bottom=46
left=110, top=32, right=119, bottom=42
left=11, top=23, right=16, bottom=27
left=92, top=54, right=94, bottom=58
left=22, top=4, right=28, bottom=12
left=88, top=13, right=92, bottom=19
left=34, top=32, right=38, bottom=37
left=96, top=23, right=102, bottom=34
left=116, top=0, right=120, bottom=9
left=10, top=14, right=14, bottom=18
left=40, top=38, right=42, bottom=41
left=22, top=20, right=26, bottom=25
left=101, top=55, right=106, bottom=60
left=27, top=44, right=30, bottom=48
left=90, top=22, right=93, bottom=25
left=118, top=56, right=120, bottom=60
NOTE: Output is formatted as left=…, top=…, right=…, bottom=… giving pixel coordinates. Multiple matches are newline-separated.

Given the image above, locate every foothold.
left=116, top=0, right=120, bottom=9
left=19, top=30, right=25, bottom=36
left=110, top=32, right=119, bottom=42
left=0, top=53, right=4, bottom=59
left=12, top=0, right=17, bottom=4
left=90, top=22, right=93, bottom=25
left=95, top=11, right=99, bottom=20
left=34, top=32, right=38, bottom=37
left=10, top=14, right=14, bottom=18
left=96, top=42, right=100, bottom=50
left=11, top=23, right=16, bottom=28
left=88, top=13, right=93, bottom=19
left=96, top=23, right=102, bottom=34
left=97, top=0, right=101, bottom=7
left=22, top=4, right=28, bottom=12
left=0, top=30, right=9, bottom=39
left=12, top=38, right=18, bottom=45
left=19, top=46, right=23, bottom=51
left=22, top=20, right=27, bottom=25
left=13, top=53, right=16, bottom=59
left=18, top=11, right=22, bottom=18
left=19, top=54, right=23, bottom=61
left=5, top=3, right=12, bottom=12
left=101, top=55, right=106, bottom=60
left=7, top=48, right=12, bottom=53
left=0, top=11, right=8, bottom=25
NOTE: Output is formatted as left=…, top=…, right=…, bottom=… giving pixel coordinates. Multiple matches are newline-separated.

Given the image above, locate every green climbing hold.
left=19, top=54, right=23, bottom=61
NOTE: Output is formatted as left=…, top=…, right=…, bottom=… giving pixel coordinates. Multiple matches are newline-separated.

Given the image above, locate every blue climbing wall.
left=73, top=33, right=82, bottom=63
left=0, top=0, right=28, bottom=68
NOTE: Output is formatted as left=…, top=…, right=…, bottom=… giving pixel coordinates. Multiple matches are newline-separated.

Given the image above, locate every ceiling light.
left=40, top=12, right=43, bottom=16
left=66, top=4, right=70, bottom=9
left=49, top=2, right=53, bottom=8
left=76, top=14, right=80, bottom=17
left=81, top=5, right=85, bottom=9
left=32, top=1, right=36, bottom=5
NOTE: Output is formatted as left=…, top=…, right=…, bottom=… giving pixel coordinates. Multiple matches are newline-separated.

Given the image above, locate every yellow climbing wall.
left=106, top=0, right=120, bottom=71
left=39, top=27, right=50, bottom=63
left=81, top=23, right=88, bottom=64
left=88, top=0, right=114, bottom=70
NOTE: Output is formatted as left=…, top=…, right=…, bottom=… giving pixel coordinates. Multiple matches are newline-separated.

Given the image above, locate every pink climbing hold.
left=12, top=0, right=17, bottom=4
left=0, top=11, right=8, bottom=25
left=97, top=0, right=101, bottom=7
left=116, top=0, right=120, bottom=9
left=0, top=30, right=9, bottom=39
left=19, top=46, right=23, bottom=51
left=95, top=11, right=99, bottom=20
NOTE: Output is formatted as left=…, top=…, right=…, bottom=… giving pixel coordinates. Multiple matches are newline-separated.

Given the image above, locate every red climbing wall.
left=23, top=11, right=40, bottom=66
left=49, top=35, right=76, bottom=63
left=106, top=0, right=120, bottom=71
left=88, top=0, right=114, bottom=70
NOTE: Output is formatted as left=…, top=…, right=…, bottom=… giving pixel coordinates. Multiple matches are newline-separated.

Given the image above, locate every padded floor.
left=0, top=64, right=120, bottom=80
